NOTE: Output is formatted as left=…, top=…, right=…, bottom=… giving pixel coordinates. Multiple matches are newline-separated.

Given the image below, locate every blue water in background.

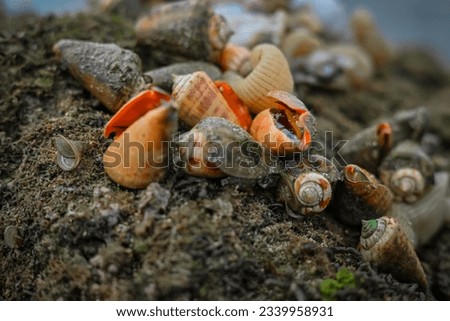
left=3, top=0, right=450, bottom=63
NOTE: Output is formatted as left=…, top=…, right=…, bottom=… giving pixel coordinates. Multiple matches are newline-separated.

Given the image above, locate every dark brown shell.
left=359, top=217, right=428, bottom=289
left=135, top=1, right=232, bottom=63
left=53, top=39, right=143, bottom=113
left=334, top=164, right=393, bottom=226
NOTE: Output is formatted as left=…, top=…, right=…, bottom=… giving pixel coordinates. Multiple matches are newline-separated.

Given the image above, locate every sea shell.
left=379, top=140, right=434, bottom=203
left=339, top=122, right=392, bottom=173
left=103, top=103, right=178, bottom=189
left=333, top=164, right=393, bottom=226
left=391, top=171, right=449, bottom=247
left=135, top=0, right=232, bottom=63
left=4, top=226, right=23, bottom=248
left=104, top=89, right=171, bottom=138
left=281, top=28, right=322, bottom=60
left=143, top=61, right=222, bottom=92
left=172, top=71, right=251, bottom=130
left=53, top=39, right=144, bottom=113
left=292, top=44, right=374, bottom=90
left=278, top=154, right=340, bottom=216
left=359, top=217, right=428, bottom=289
left=249, top=91, right=316, bottom=154
left=54, top=135, right=85, bottom=171
left=218, top=43, right=252, bottom=76
left=388, top=107, right=429, bottom=144
left=286, top=7, right=323, bottom=34
left=175, top=117, right=280, bottom=179
left=224, top=44, right=294, bottom=114
left=350, top=8, right=393, bottom=67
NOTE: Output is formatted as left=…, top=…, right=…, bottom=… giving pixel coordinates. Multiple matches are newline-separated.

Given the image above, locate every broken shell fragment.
left=103, top=103, right=178, bottom=189
left=143, top=61, right=222, bottom=92
left=351, top=8, right=393, bottom=67
left=172, top=71, right=251, bottom=129
left=391, top=171, right=448, bottom=247
left=218, top=43, right=252, bottom=76
left=175, top=117, right=279, bottom=179
left=54, top=135, right=85, bottom=171
left=250, top=91, right=316, bottom=154
left=53, top=39, right=144, bottom=113
left=334, top=164, right=393, bottom=226
left=135, top=0, right=232, bottom=63
left=379, top=140, right=434, bottom=203
left=224, top=44, right=294, bottom=114
left=4, top=225, right=23, bottom=248
left=359, top=217, right=428, bottom=289
left=104, top=89, right=171, bottom=138
left=278, top=155, right=340, bottom=216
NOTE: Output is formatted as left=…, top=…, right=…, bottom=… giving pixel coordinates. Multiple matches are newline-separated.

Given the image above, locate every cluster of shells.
left=49, top=0, right=449, bottom=290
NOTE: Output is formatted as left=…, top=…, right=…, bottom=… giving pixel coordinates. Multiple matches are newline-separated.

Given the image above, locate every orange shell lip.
left=214, top=80, right=252, bottom=131
left=376, top=122, right=392, bottom=150
left=103, top=89, right=170, bottom=138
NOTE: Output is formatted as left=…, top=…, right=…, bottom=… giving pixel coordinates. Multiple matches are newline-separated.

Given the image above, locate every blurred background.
left=2, top=0, right=450, bottom=64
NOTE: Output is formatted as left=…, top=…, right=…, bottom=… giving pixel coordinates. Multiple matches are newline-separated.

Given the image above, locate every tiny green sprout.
left=320, top=267, right=356, bottom=300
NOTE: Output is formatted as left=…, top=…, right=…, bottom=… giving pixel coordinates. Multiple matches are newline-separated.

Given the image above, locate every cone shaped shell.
left=334, top=165, right=393, bottom=226
left=172, top=71, right=249, bottom=129
left=225, top=44, right=294, bottom=114
left=135, top=1, right=231, bottom=62
left=103, top=104, right=177, bottom=189
left=359, top=217, right=428, bottom=289
left=53, top=39, right=143, bottom=113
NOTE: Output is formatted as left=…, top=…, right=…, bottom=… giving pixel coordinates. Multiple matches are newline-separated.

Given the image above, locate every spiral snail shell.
left=379, top=140, right=434, bottom=203
left=277, top=154, right=340, bottom=216
left=333, top=164, right=393, bottom=226
left=172, top=71, right=252, bottom=130
left=135, top=0, right=232, bottom=63
left=175, top=117, right=279, bottom=179
left=359, top=217, right=428, bottom=289
left=224, top=44, right=294, bottom=114
left=391, top=171, right=449, bottom=247
left=53, top=39, right=144, bottom=113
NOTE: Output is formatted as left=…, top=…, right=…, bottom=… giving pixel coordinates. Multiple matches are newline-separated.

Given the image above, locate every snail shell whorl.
left=226, top=44, right=294, bottom=114
left=389, top=168, right=425, bottom=203
left=294, top=172, right=332, bottom=215
left=391, top=171, right=448, bottom=247
left=359, top=217, right=428, bottom=289
left=172, top=71, right=241, bottom=128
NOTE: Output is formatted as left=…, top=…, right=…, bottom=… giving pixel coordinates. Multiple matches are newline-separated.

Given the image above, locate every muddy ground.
left=1, top=11, right=450, bottom=300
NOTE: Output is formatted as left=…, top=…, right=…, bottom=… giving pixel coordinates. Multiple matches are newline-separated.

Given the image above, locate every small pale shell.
left=4, top=226, right=23, bottom=248
left=54, top=135, right=85, bottom=171
left=281, top=28, right=322, bottom=60
left=218, top=43, right=252, bottom=76
left=224, top=44, right=294, bottom=114
left=350, top=9, right=393, bottom=67
left=359, top=217, right=428, bottom=289
left=294, top=172, right=332, bottom=214
left=103, top=103, right=177, bottom=189
left=172, top=71, right=250, bottom=129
